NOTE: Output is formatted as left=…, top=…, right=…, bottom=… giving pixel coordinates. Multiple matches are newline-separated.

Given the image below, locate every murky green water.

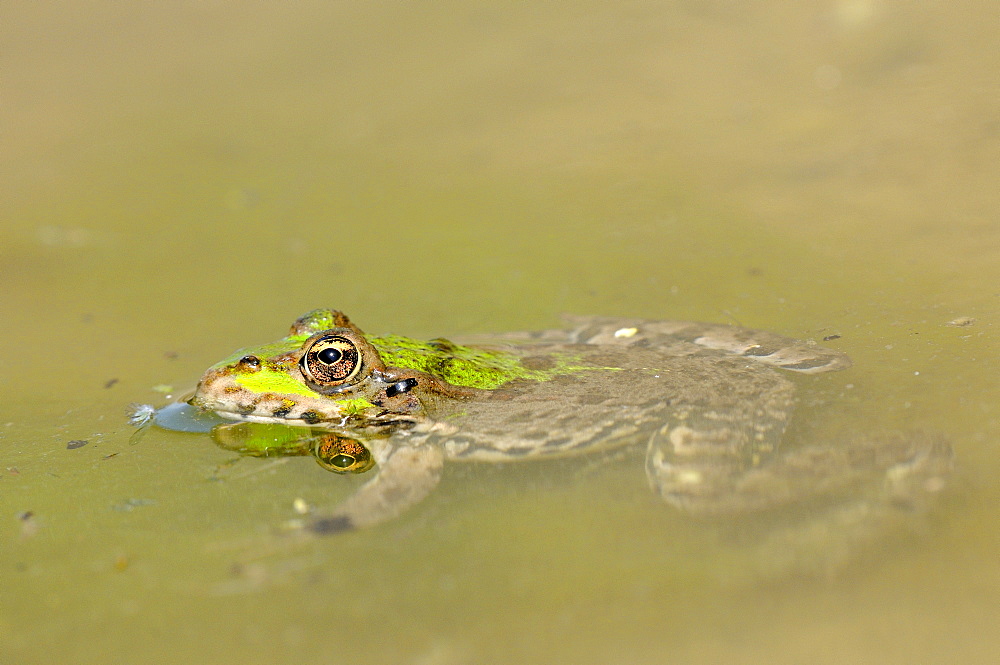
left=3, top=2, right=998, bottom=663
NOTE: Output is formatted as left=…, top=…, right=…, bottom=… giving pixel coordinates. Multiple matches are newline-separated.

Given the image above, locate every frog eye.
left=313, top=434, right=375, bottom=474
left=301, top=335, right=362, bottom=386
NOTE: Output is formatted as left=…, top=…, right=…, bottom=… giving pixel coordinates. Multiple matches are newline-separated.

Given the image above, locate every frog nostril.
left=238, top=355, right=261, bottom=370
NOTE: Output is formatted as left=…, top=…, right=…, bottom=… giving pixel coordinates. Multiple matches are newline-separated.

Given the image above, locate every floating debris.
left=946, top=317, right=976, bottom=327
left=66, top=439, right=89, bottom=450
left=823, top=334, right=842, bottom=341
left=104, top=378, right=119, bottom=389
left=17, top=511, right=38, bottom=539
left=127, top=403, right=156, bottom=427
left=111, top=498, right=156, bottom=512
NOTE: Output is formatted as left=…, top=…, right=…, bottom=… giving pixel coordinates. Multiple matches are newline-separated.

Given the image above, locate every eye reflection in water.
left=210, top=421, right=377, bottom=475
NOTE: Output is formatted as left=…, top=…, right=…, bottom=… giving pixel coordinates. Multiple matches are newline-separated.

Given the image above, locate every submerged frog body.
left=158, top=309, right=950, bottom=535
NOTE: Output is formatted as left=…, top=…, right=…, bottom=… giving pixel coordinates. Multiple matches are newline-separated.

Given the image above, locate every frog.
left=150, top=309, right=951, bottom=538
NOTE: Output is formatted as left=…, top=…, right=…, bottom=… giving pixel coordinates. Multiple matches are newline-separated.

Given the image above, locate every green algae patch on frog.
left=291, top=309, right=347, bottom=337
left=230, top=365, right=319, bottom=400
left=370, top=334, right=605, bottom=390
left=231, top=369, right=375, bottom=415
left=369, top=334, right=537, bottom=389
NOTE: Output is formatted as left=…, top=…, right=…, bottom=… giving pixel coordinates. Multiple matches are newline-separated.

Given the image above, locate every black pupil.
left=330, top=454, right=354, bottom=468
left=318, top=347, right=342, bottom=364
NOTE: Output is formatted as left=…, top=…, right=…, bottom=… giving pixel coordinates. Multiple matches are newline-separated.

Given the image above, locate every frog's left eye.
left=301, top=335, right=362, bottom=386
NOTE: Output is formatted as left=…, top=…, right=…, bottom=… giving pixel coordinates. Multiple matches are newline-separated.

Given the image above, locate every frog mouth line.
left=190, top=393, right=331, bottom=426
left=214, top=411, right=320, bottom=426
left=210, top=406, right=422, bottom=434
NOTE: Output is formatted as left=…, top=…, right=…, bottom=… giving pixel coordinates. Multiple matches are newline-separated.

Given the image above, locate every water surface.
left=3, top=2, right=998, bottom=663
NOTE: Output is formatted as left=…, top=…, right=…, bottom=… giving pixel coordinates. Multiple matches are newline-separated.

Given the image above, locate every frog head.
left=188, top=309, right=530, bottom=428
left=190, top=310, right=427, bottom=426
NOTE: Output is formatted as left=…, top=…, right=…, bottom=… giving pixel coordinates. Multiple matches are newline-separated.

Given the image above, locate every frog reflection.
left=212, top=421, right=376, bottom=475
